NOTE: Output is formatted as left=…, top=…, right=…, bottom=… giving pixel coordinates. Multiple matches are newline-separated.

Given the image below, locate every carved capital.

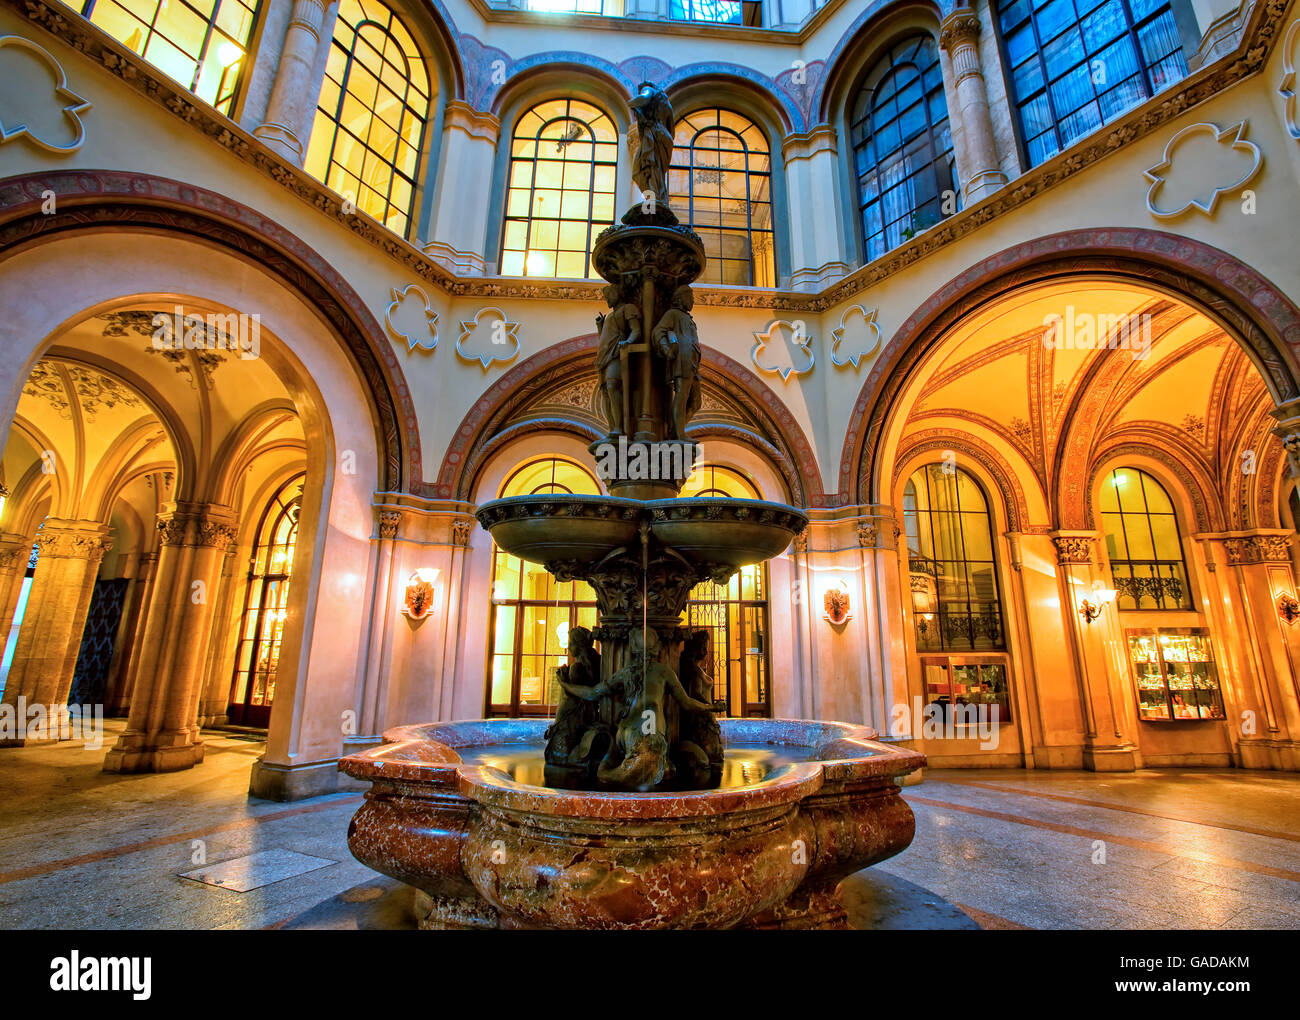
left=451, top=518, right=473, bottom=547
left=197, top=520, right=238, bottom=551
left=1053, top=535, right=1094, bottom=564
left=379, top=511, right=401, bottom=540
left=940, top=9, right=982, bottom=54
left=1223, top=534, right=1292, bottom=564
left=37, top=529, right=113, bottom=562
left=857, top=522, right=878, bottom=548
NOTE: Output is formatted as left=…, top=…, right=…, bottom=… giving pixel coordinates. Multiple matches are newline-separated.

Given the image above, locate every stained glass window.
left=303, top=0, right=430, bottom=236
left=78, top=0, right=261, bottom=115
left=670, top=108, right=775, bottom=287
left=501, top=99, right=618, bottom=279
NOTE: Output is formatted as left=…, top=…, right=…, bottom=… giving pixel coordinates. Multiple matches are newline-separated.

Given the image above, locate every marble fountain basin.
left=338, top=718, right=925, bottom=930
left=474, top=494, right=809, bottom=570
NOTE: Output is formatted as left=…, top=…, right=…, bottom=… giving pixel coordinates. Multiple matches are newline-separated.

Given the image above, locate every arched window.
left=903, top=464, right=1004, bottom=652
left=850, top=36, right=955, bottom=262
left=670, top=108, right=775, bottom=287
left=1099, top=467, right=1192, bottom=610
left=485, top=457, right=772, bottom=718
left=996, top=0, right=1189, bottom=167
left=304, top=0, right=431, bottom=236
left=228, top=473, right=303, bottom=727
left=501, top=100, right=618, bottom=279
left=78, top=0, right=262, bottom=115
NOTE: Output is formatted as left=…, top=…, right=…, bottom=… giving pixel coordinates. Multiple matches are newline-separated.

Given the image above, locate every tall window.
left=903, top=464, right=1004, bottom=652
left=1099, top=467, right=1192, bottom=610
left=501, top=100, right=618, bottom=278
left=680, top=465, right=771, bottom=717
left=78, top=0, right=261, bottom=115
left=228, top=474, right=302, bottom=728
left=669, top=0, right=762, bottom=26
left=304, top=0, right=430, bottom=236
left=850, top=36, right=955, bottom=262
left=997, top=0, right=1189, bottom=167
left=486, top=458, right=772, bottom=718
left=670, top=108, right=775, bottom=287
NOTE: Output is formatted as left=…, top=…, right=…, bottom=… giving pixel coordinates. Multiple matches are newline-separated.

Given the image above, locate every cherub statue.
left=595, top=283, right=641, bottom=437
left=544, top=626, right=601, bottom=766
left=651, top=285, right=702, bottom=440
left=628, top=82, right=675, bottom=210
left=676, top=628, right=722, bottom=777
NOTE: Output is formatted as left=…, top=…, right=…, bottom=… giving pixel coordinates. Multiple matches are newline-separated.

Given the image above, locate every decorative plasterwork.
left=450, top=518, right=473, bottom=546
left=8, top=0, right=1292, bottom=314
left=751, top=320, right=815, bottom=381
left=98, top=310, right=228, bottom=388
left=22, top=360, right=142, bottom=421
left=1143, top=121, right=1262, bottom=218
left=1052, top=535, right=1095, bottom=564
left=829, top=305, right=882, bottom=369
left=0, top=35, right=90, bottom=153
left=1222, top=533, right=1292, bottom=563
left=1279, top=18, right=1300, bottom=138
left=378, top=510, right=401, bottom=540
left=34, top=529, right=112, bottom=560
left=385, top=284, right=438, bottom=353
left=456, top=306, right=520, bottom=371
left=156, top=509, right=236, bottom=549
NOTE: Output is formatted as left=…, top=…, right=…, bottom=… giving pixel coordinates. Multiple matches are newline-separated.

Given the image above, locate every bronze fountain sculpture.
left=339, top=83, right=925, bottom=928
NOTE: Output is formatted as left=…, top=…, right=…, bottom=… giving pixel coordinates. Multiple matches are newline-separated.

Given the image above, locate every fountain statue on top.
left=476, top=82, right=807, bottom=792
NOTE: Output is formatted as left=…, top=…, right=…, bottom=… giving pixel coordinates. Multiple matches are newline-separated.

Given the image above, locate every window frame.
left=1098, top=466, right=1195, bottom=611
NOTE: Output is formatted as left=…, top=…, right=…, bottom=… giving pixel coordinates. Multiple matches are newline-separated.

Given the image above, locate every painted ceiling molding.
left=385, top=285, right=439, bottom=353
left=6, top=0, right=1293, bottom=315
left=0, top=34, right=90, bottom=153
left=1143, top=121, right=1263, bottom=218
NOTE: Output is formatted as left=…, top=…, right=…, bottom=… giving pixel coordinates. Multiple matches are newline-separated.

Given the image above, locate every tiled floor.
left=1, top=720, right=1297, bottom=929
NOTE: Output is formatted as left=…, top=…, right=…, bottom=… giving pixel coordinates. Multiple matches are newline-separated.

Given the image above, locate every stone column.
left=940, top=8, right=1009, bottom=205
left=425, top=101, right=501, bottom=274
left=0, top=532, right=31, bottom=654
left=0, top=521, right=112, bottom=742
left=1051, top=532, right=1139, bottom=771
left=103, top=504, right=237, bottom=773
left=1217, top=532, right=1300, bottom=770
left=252, top=0, right=330, bottom=163
left=781, top=126, right=851, bottom=289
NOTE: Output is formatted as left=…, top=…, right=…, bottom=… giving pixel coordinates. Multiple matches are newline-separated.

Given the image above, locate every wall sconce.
left=402, top=567, right=440, bottom=620
left=1076, top=582, right=1116, bottom=624
left=909, top=567, right=937, bottom=633
left=822, top=578, right=852, bottom=625
left=1277, top=592, right=1300, bottom=626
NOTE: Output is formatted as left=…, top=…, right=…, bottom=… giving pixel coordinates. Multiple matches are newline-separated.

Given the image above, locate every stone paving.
left=0, top=719, right=1296, bottom=930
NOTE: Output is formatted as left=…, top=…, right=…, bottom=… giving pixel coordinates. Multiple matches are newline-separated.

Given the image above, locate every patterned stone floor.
left=0, top=719, right=1296, bottom=930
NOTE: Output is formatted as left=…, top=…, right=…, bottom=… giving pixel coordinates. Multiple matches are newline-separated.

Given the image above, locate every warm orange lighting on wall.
left=402, top=568, right=440, bottom=620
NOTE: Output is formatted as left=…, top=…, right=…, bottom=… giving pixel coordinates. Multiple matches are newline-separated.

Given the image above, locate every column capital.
left=939, top=7, right=983, bottom=53
left=1217, top=531, right=1293, bottom=565
left=444, top=100, right=501, bottom=144
left=1051, top=532, right=1097, bottom=564
left=780, top=124, right=838, bottom=165
left=156, top=504, right=238, bottom=550
left=379, top=510, right=401, bottom=540
left=35, top=521, right=114, bottom=562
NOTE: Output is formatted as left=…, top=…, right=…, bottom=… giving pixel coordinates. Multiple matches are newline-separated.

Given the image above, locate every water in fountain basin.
left=458, top=742, right=816, bottom=790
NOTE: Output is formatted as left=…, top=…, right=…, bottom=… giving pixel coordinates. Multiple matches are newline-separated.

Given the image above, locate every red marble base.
left=340, top=718, right=924, bottom=930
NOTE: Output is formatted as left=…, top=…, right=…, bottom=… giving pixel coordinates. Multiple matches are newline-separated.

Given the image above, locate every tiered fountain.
left=339, top=84, right=924, bottom=929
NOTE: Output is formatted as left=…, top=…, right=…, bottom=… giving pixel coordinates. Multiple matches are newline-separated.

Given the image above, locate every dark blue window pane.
left=1036, top=0, right=1078, bottom=41
left=1097, top=74, right=1146, bottom=119
left=1006, top=25, right=1037, bottom=66
left=1050, top=63, right=1094, bottom=116
left=1043, top=27, right=1085, bottom=77
left=1060, top=99, right=1101, bottom=142
left=1081, top=0, right=1126, bottom=50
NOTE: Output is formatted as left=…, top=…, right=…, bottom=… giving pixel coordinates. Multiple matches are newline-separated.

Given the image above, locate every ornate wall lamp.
left=402, top=568, right=440, bottom=621
left=910, top=566, right=938, bottom=635
left=1076, top=581, right=1116, bottom=624
left=1277, top=592, right=1300, bottom=626
left=822, top=578, right=853, bottom=626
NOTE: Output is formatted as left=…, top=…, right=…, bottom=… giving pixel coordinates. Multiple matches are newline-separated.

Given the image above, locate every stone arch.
left=842, top=229, right=1300, bottom=505
left=1085, top=441, right=1222, bottom=535
left=0, top=171, right=420, bottom=494
left=892, top=430, right=1035, bottom=533
left=434, top=335, right=824, bottom=507
left=662, top=65, right=801, bottom=133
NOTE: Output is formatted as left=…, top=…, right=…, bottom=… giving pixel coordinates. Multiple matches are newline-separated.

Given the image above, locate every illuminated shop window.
left=78, top=0, right=261, bottom=115
left=850, top=36, right=956, bottom=262
left=903, top=464, right=1004, bottom=652
left=1127, top=628, right=1224, bottom=721
left=303, top=0, right=430, bottom=236
left=1099, top=467, right=1192, bottom=610
left=996, top=0, right=1189, bottom=167
left=228, top=474, right=302, bottom=728
left=486, top=458, right=772, bottom=718
left=501, top=99, right=618, bottom=279
left=669, top=108, right=775, bottom=287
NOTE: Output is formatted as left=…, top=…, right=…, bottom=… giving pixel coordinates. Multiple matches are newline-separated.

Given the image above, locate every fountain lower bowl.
left=339, top=717, right=924, bottom=930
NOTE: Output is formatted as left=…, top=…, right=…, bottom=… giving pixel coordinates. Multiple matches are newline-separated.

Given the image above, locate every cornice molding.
left=2, top=0, right=1291, bottom=314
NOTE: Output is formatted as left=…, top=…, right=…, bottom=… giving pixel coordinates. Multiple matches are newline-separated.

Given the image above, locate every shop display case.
left=918, top=655, right=1012, bottom=725
left=1126, top=629, right=1225, bottom=721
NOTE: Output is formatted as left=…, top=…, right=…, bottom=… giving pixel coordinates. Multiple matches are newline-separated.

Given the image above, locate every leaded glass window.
left=1099, top=467, right=1192, bottom=610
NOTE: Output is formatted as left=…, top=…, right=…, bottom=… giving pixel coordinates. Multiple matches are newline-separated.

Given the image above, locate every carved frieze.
left=1222, top=534, right=1292, bottom=564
